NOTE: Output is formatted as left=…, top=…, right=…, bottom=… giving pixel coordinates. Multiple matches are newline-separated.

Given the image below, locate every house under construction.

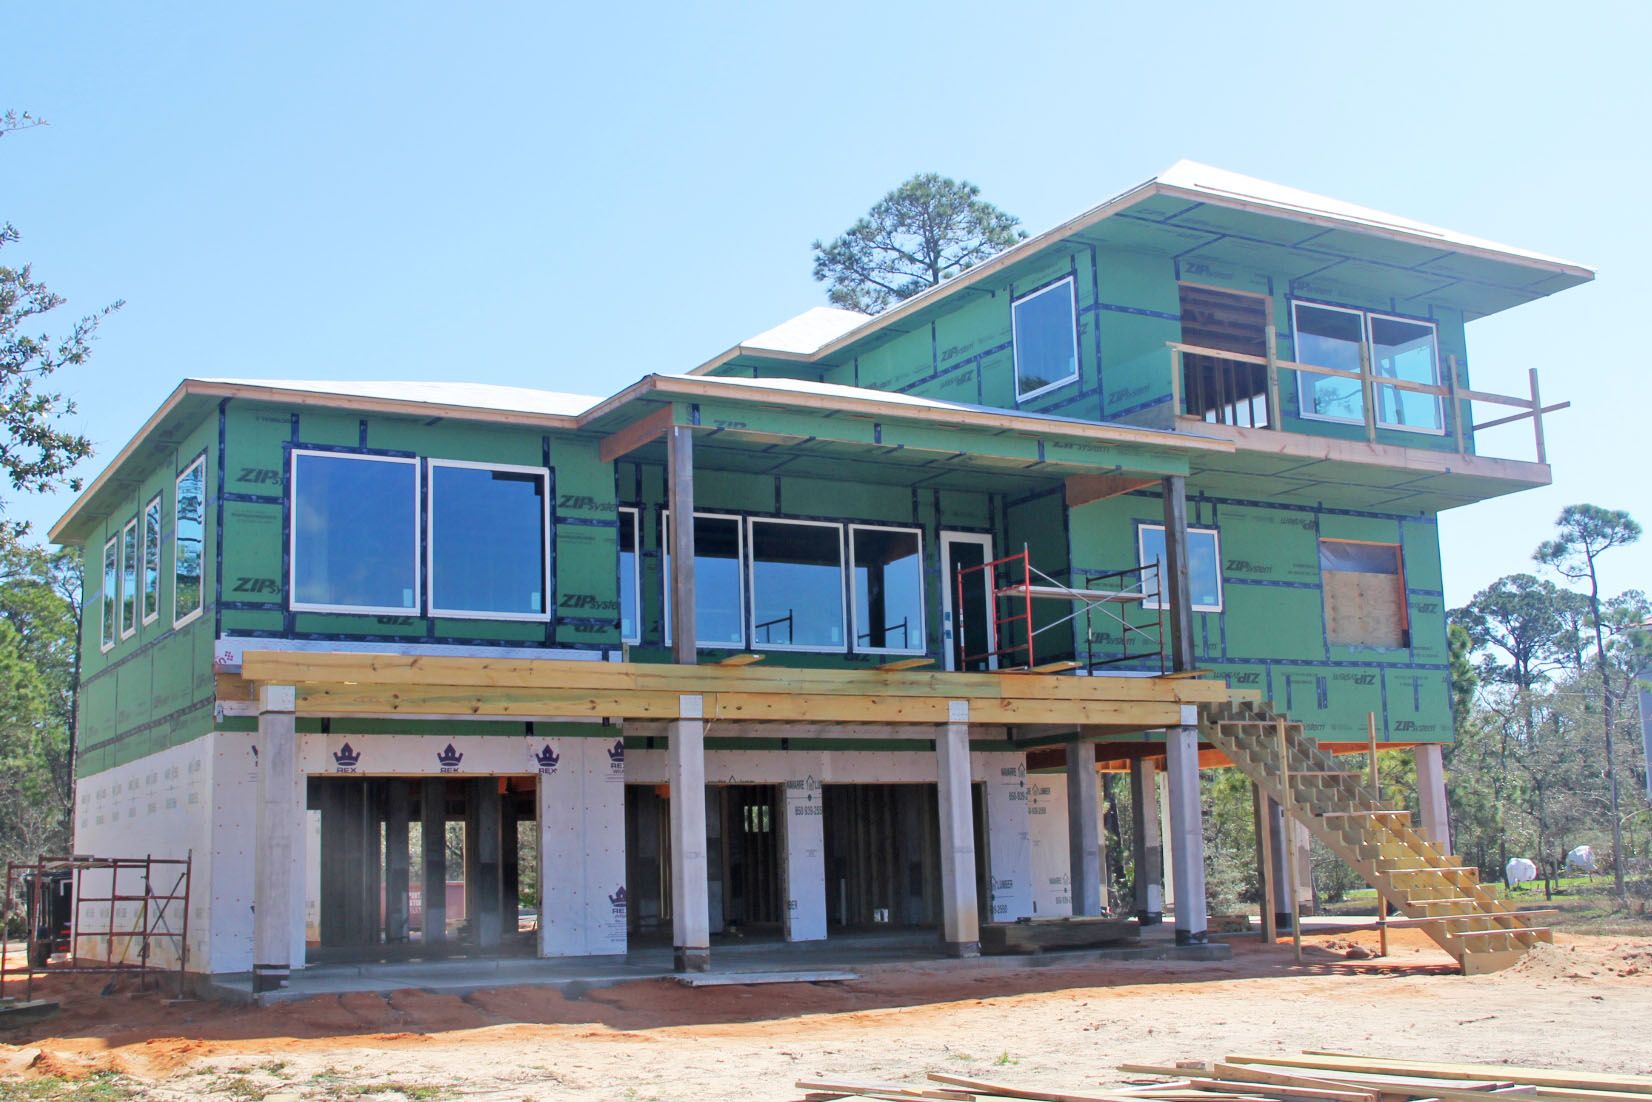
left=46, top=162, right=1592, bottom=990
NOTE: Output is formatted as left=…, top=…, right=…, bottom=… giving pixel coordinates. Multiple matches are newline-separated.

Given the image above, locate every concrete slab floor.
left=204, top=925, right=1231, bottom=1005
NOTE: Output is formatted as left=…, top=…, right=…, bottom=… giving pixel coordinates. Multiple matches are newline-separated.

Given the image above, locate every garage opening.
left=307, top=775, right=538, bottom=961
left=822, top=783, right=989, bottom=930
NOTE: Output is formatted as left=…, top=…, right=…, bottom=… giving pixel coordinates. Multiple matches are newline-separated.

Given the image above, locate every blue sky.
left=4, top=1, right=1648, bottom=607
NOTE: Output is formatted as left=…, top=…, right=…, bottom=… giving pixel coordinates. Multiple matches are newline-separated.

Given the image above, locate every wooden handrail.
left=1165, top=339, right=1563, bottom=461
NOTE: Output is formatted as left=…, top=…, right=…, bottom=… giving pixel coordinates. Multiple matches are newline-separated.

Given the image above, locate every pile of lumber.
left=795, top=1050, right=1652, bottom=1102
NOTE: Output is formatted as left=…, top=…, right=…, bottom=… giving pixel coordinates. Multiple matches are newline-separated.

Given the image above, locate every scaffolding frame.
left=953, top=545, right=1165, bottom=674
left=0, top=853, right=192, bottom=1002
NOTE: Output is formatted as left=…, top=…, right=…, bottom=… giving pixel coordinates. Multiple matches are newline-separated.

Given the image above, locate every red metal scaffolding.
left=954, top=545, right=1165, bottom=674
left=1, top=853, right=192, bottom=1001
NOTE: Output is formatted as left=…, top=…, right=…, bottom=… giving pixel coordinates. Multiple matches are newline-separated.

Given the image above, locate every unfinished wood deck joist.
left=228, top=650, right=1233, bottom=729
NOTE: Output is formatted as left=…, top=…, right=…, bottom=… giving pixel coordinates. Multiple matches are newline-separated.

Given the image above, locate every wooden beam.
left=717, top=653, right=765, bottom=667
left=1065, top=473, right=1160, bottom=508
left=598, top=403, right=677, bottom=464
left=237, top=651, right=1235, bottom=705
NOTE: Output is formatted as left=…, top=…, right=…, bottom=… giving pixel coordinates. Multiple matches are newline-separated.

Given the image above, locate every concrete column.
left=1414, top=743, right=1451, bottom=852
left=1065, top=738, right=1103, bottom=916
left=253, top=685, right=300, bottom=992
left=1158, top=770, right=1175, bottom=910
left=420, top=779, right=447, bottom=946
left=384, top=781, right=411, bottom=943
left=669, top=695, right=710, bottom=971
left=936, top=701, right=980, bottom=956
left=782, top=775, right=827, bottom=941
left=1130, top=757, right=1164, bottom=923
left=1164, top=718, right=1208, bottom=944
left=538, top=736, right=628, bottom=956
left=1292, top=818, right=1314, bottom=914
left=466, top=780, right=503, bottom=949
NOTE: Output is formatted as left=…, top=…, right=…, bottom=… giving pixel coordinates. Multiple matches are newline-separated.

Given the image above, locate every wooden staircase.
left=1199, top=699, right=1552, bottom=975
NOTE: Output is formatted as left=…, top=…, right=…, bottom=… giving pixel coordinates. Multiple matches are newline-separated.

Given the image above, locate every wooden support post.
left=1264, top=323, right=1281, bottom=430
left=1446, top=354, right=1466, bottom=454
left=253, top=685, right=300, bottom=992
left=1359, top=340, right=1378, bottom=443
left=1159, top=476, right=1195, bottom=675
left=384, top=781, right=410, bottom=943
left=1165, top=718, right=1208, bottom=945
left=467, top=779, right=503, bottom=950
left=1368, top=712, right=1387, bottom=959
left=1170, top=348, right=1183, bottom=422
left=667, top=425, right=697, bottom=664
left=1415, top=742, right=1451, bottom=852
left=420, top=779, right=447, bottom=946
left=1066, top=738, right=1103, bottom=917
left=937, top=701, right=980, bottom=956
left=1129, top=757, right=1163, bottom=923
left=1252, top=782, right=1278, bottom=944
left=669, top=695, right=711, bottom=971
left=1278, top=718, right=1302, bottom=963
left=1529, top=368, right=1547, bottom=464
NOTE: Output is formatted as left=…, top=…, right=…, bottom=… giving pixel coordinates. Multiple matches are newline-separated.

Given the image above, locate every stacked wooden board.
left=795, top=1051, right=1652, bottom=1102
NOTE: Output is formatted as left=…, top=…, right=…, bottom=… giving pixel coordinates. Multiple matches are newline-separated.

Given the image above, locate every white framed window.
left=618, top=506, right=641, bottom=644
left=100, top=536, right=118, bottom=652
left=289, top=450, right=421, bottom=616
left=141, top=494, right=162, bottom=626
left=427, top=459, right=550, bottom=621
left=849, top=524, right=925, bottom=654
left=748, top=517, right=846, bottom=652
left=1292, top=301, right=1443, bottom=434
left=1012, top=276, right=1080, bottom=402
left=174, top=456, right=206, bottom=628
left=119, top=517, right=138, bottom=639
left=662, top=511, right=746, bottom=648
left=1138, top=524, right=1223, bottom=612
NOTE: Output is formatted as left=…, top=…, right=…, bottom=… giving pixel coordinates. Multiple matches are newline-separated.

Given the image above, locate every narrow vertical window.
left=174, top=457, right=206, bottom=627
left=618, top=507, right=640, bottom=644
left=119, top=518, right=138, bottom=638
left=142, top=495, right=162, bottom=625
left=850, top=525, right=925, bottom=654
left=1012, top=276, right=1080, bottom=401
left=100, top=537, right=118, bottom=652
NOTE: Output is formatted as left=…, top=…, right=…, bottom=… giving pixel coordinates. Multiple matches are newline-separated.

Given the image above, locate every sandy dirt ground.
left=1, top=930, right=1649, bottom=1100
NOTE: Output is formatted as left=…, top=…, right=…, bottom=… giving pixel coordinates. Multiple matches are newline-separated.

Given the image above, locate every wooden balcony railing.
left=1166, top=338, right=1568, bottom=462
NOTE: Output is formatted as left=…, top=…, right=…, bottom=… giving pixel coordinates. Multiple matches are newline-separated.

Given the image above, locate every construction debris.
left=794, top=1050, right=1652, bottom=1102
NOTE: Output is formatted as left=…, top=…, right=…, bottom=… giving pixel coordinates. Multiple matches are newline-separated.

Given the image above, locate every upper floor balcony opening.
left=1169, top=281, right=1564, bottom=465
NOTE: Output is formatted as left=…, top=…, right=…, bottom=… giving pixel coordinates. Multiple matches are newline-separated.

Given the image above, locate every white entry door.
left=940, top=532, right=996, bottom=671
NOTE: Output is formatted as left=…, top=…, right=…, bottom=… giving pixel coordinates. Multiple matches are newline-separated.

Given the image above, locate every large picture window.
left=174, top=457, right=206, bottom=627
left=749, top=518, right=845, bottom=650
left=428, top=460, right=549, bottom=620
left=141, top=495, right=162, bottom=625
left=663, top=512, right=745, bottom=648
left=290, top=451, right=420, bottom=615
left=119, top=518, right=138, bottom=638
left=618, top=507, right=640, bottom=644
left=100, top=536, right=117, bottom=652
left=1012, top=277, right=1080, bottom=402
left=1138, top=524, right=1223, bottom=612
left=850, top=525, right=924, bottom=653
left=1293, top=301, right=1442, bottom=433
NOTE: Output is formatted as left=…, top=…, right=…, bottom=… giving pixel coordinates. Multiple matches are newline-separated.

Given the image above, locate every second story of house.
left=691, top=162, right=1591, bottom=472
